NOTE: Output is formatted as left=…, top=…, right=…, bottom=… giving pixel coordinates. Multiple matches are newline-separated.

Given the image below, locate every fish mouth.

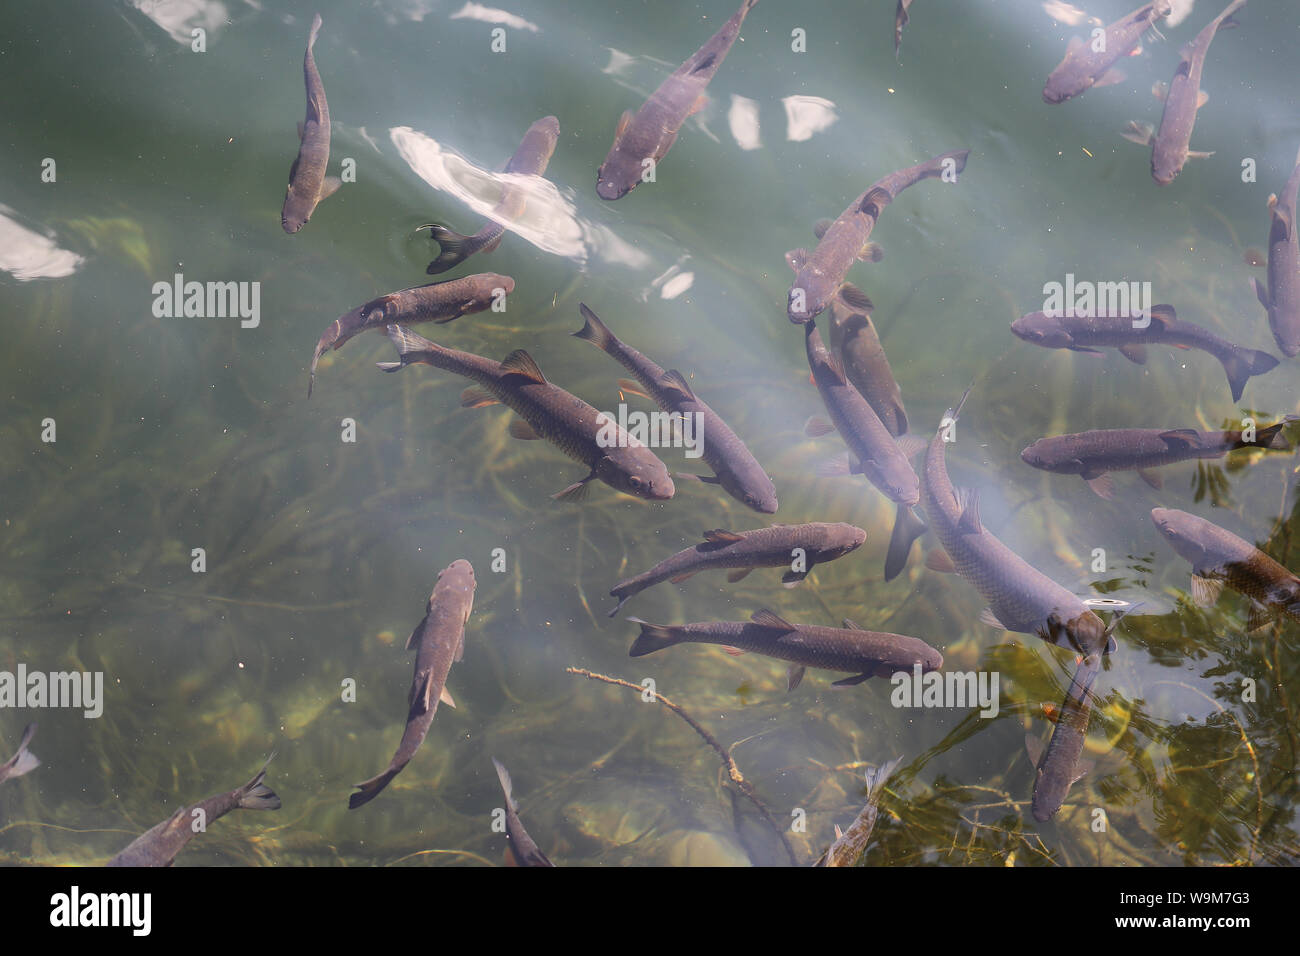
left=595, top=177, right=627, bottom=201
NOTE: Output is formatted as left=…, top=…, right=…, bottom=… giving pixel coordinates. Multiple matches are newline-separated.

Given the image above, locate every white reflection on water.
left=0, top=205, right=83, bottom=281
left=781, top=95, right=838, bottom=143
left=449, top=2, right=540, bottom=33
left=728, top=95, right=762, bottom=151
left=130, top=0, right=227, bottom=45
left=389, top=126, right=650, bottom=270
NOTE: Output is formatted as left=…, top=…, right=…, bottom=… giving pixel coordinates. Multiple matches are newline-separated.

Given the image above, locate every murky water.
left=1, top=0, right=1297, bottom=866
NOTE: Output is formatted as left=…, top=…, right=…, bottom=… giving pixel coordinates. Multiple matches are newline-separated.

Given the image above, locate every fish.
left=628, top=608, right=943, bottom=690
left=1027, top=653, right=1101, bottom=822
left=107, top=756, right=281, bottom=866
left=1010, top=304, right=1278, bottom=402
left=491, top=757, right=554, bottom=867
left=596, top=0, right=759, bottom=200
left=827, top=282, right=908, bottom=438
left=378, top=325, right=675, bottom=502
left=281, top=13, right=340, bottom=233
left=308, top=273, right=514, bottom=396
left=1123, top=0, right=1247, bottom=185
left=350, top=559, right=477, bottom=809
left=1252, top=148, right=1300, bottom=357
left=894, top=1, right=915, bottom=58
left=573, top=303, right=776, bottom=513
left=922, top=391, right=1120, bottom=658
left=1021, top=421, right=1292, bottom=498
left=805, top=319, right=927, bottom=581
left=813, top=755, right=903, bottom=866
left=423, top=117, right=561, bottom=275
left=608, top=522, right=867, bottom=616
left=1042, top=1, right=1173, bottom=104
left=786, top=149, right=969, bottom=323
left=1150, top=507, right=1300, bottom=625
left=0, top=723, right=38, bottom=785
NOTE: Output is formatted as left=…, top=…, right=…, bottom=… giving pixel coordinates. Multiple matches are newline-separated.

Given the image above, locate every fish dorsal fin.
left=956, top=488, right=982, bottom=535
left=500, top=349, right=547, bottom=384
left=841, top=618, right=864, bottom=631
left=813, top=218, right=832, bottom=240
left=702, top=529, right=745, bottom=544
left=660, top=369, right=696, bottom=402
left=1148, top=304, right=1176, bottom=328
left=1025, top=734, right=1045, bottom=767
left=691, top=52, right=717, bottom=75
left=838, top=282, right=874, bottom=313
left=1157, top=428, right=1200, bottom=449
left=750, top=608, right=797, bottom=633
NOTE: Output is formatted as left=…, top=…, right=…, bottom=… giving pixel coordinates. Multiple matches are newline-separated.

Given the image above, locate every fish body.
left=425, top=117, right=561, bottom=274
left=107, top=757, right=281, bottom=866
left=1042, top=1, right=1173, bottom=104
left=923, top=397, right=1114, bottom=657
left=608, top=522, right=867, bottom=616
left=574, top=303, right=776, bottom=512
left=827, top=283, right=908, bottom=437
left=350, top=560, right=477, bottom=809
left=1151, top=508, right=1300, bottom=623
left=1148, top=0, right=1247, bottom=185
left=308, top=273, right=514, bottom=395
left=1028, top=654, right=1101, bottom=822
left=492, top=758, right=554, bottom=867
left=596, top=0, right=758, bottom=200
left=1010, top=304, right=1278, bottom=402
left=1021, top=422, right=1291, bottom=496
left=628, top=609, right=942, bottom=687
left=282, top=14, right=339, bottom=233
left=0, top=723, right=38, bottom=785
left=1253, top=151, right=1300, bottom=356
left=786, top=149, right=969, bottom=323
left=379, top=325, right=674, bottom=502
left=894, top=0, right=914, bottom=58
left=814, top=755, right=903, bottom=866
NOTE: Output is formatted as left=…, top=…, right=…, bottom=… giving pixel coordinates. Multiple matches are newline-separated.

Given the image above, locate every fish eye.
left=628, top=476, right=644, bottom=490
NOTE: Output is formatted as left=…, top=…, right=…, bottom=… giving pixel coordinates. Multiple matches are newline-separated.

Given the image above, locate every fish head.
left=599, top=454, right=675, bottom=501
left=920, top=645, right=944, bottom=673
left=596, top=148, right=640, bottom=201
left=1059, top=608, right=1111, bottom=657
left=788, top=267, right=831, bottom=323
left=1011, top=312, right=1073, bottom=349
left=831, top=523, right=870, bottom=558
left=1019, top=440, right=1071, bottom=472
left=1154, top=1, right=1173, bottom=20
left=1150, top=507, right=1211, bottom=565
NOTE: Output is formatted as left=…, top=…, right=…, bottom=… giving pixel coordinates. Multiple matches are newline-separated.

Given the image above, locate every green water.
left=0, top=0, right=1297, bottom=866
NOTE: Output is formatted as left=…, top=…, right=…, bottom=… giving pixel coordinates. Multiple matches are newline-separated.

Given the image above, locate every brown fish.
left=1042, top=1, right=1172, bottom=104
left=350, top=559, right=476, bottom=809
left=1252, top=148, right=1300, bottom=357
left=827, top=282, right=908, bottom=438
left=282, top=14, right=339, bottom=233
left=1027, top=653, right=1101, bottom=822
left=492, top=758, right=554, bottom=867
left=814, top=755, right=903, bottom=866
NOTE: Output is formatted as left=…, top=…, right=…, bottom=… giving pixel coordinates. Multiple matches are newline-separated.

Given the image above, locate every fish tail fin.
left=884, top=505, right=927, bottom=581
left=379, top=323, right=440, bottom=372
left=308, top=12, right=322, bottom=48
left=607, top=590, right=632, bottom=618
left=308, top=334, right=333, bottom=397
left=348, top=767, right=400, bottom=809
left=573, top=303, right=618, bottom=353
left=237, top=753, right=282, bottom=811
left=1221, top=347, right=1279, bottom=403
left=491, top=757, right=518, bottom=812
left=6, top=722, right=39, bottom=779
left=864, top=754, right=904, bottom=803
left=626, top=618, right=683, bottom=657
left=424, top=224, right=472, bottom=275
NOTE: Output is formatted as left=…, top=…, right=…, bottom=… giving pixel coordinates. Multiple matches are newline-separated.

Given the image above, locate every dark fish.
left=309, top=273, right=514, bottom=396
left=922, top=392, right=1118, bottom=657
left=107, top=756, right=281, bottom=866
left=805, top=319, right=927, bottom=581
left=573, top=303, right=776, bottom=513
left=1151, top=507, right=1300, bottom=624
left=608, top=522, right=867, bottom=616
left=379, top=325, right=675, bottom=502
left=350, top=560, right=476, bottom=809
left=1124, top=0, right=1247, bottom=185
left=813, top=755, right=903, bottom=866
left=628, top=608, right=942, bottom=690
left=786, top=149, right=969, bottom=323
left=1027, top=653, right=1101, bottom=822
left=1021, top=421, right=1292, bottom=498
left=1042, top=1, right=1172, bottom=104
left=491, top=758, right=554, bottom=867
left=894, top=0, right=914, bottom=59
left=424, top=117, right=561, bottom=274
left=1010, top=304, right=1278, bottom=402
left=1252, top=149, right=1300, bottom=357
left=596, top=0, right=759, bottom=200
left=282, top=14, right=339, bottom=233
left=0, top=723, right=38, bottom=785
left=827, top=283, right=908, bottom=438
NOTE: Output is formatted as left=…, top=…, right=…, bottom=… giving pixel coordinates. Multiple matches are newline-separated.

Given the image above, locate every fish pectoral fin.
left=1117, top=343, right=1148, bottom=365
left=955, top=487, right=983, bottom=535
left=858, top=186, right=892, bottom=218
left=1093, top=67, right=1126, bottom=89
left=1136, top=468, right=1164, bottom=490
left=1148, top=304, right=1177, bottom=328
left=1071, top=759, right=1094, bottom=784
left=1084, top=474, right=1116, bottom=499
left=410, top=671, right=435, bottom=715
left=404, top=619, right=424, bottom=651
left=687, top=93, right=708, bottom=115
left=979, top=607, right=1010, bottom=630
left=614, top=109, right=633, bottom=141
left=837, top=282, right=874, bottom=312
left=670, top=570, right=700, bottom=584
left=781, top=569, right=808, bottom=587
left=659, top=369, right=696, bottom=402
left=552, top=473, right=596, bottom=502
left=500, top=349, right=548, bottom=384
left=460, top=386, right=499, bottom=408
left=720, top=645, right=745, bottom=657
left=1067, top=345, right=1105, bottom=355
left=895, top=434, right=927, bottom=460
left=786, top=665, right=806, bottom=692
left=296, top=120, right=305, bottom=141
left=924, top=548, right=956, bottom=574
left=812, top=218, right=833, bottom=240
left=509, top=418, right=541, bottom=440
left=1120, top=120, right=1155, bottom=147
left=1190, top=574, right=1224, bottom=607
left=831, top=673, right=873, bottom=687
left=675, top=472, right=720, bottom=484
left=785, top=248, right=809, bottom=272
left=750, top=608, right=797, bottom=633
left=1151, top=80, right=1169, bottom=101
left=617, top=378, right=652, bottom=400
left=1246, top=603, right=1274, bottom=633
left=703, top=528, right=746, bottom=545
left=1196, top=89, right=1210, bottom=109
left=439, top=685, right=457, bottom=709
left=1024, top=734, right=1045, bottom=767
left=1252, top=277, right=1272, bottom=309
left=803, top=416, right=835, bottom=438
left=726, top=567, right=754, bottom=583
left=815, top=453, right=853, bottom=479
left=857, top=241, right=884, bottom=263
left=1187, top=149, right=1216, bottom=160
left=319, top=176, right=343, bottom=200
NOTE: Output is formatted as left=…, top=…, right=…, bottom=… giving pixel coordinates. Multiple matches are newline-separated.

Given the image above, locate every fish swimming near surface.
left=574, top=303, right=776, bottom=513
left=350, top=560, right=476, bottom=809
left=308, top=273, right=514, bottom=396
left=608, top=522, right=867, bottom=616
left=491, top=758, right=554, bottom=867
left=1027, top=653, right=1101, bottom=822
left=1121, top=0, right=1247, bottom=185
left=786, top=149, right=969, bottom=323
left=379, top=325, right=675, bottom=502
left=282, top=13, right=340, bottom=233
left=894, top=0, right=914, bottom=58
left=1151, top=507, right=1300, bottom=625
left=628, top=608, right=943, bottom=690
left=1021, top=421, right=1292, bottom=498
left=814, top=755, right=904, bottom=866
left=805, top=319, right=927, bottom=581
left=1010, top=304, right=1278, bottom=402
left=423, top=117, right=561, bottom=274
left=0, top=723, right=38, bottom=785
left=922, top=391, right=1121, bottom=658
left=1252, top=148, right=1300, bottom=357
left=827, top=282, right=908, bottom=438
left=107, top=756, right=281, bottom=866
left=596, top=0, right=759, bottom=200
left=1042, top=1, right=1173, bottom=104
